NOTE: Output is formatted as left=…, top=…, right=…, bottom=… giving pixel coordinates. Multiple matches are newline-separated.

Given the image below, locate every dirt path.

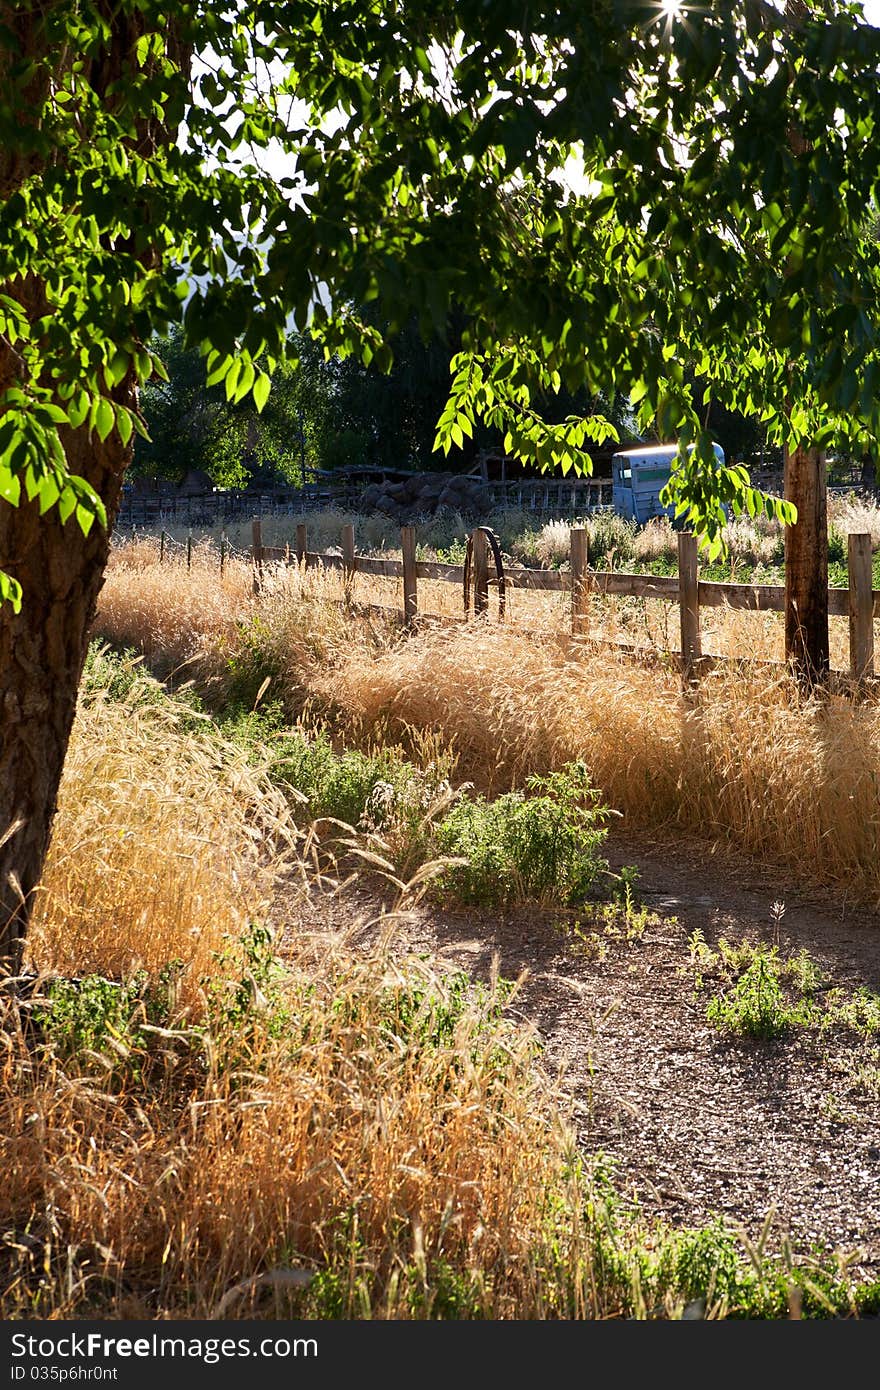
left=283, top=827, right=880, bottom=1287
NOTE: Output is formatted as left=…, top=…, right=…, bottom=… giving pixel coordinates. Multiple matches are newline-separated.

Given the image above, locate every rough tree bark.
left=0, top=6, right=184, bottom=970
left=0, top=388, right=132, bottom=971
left=783, top=442, right=829, bottom=685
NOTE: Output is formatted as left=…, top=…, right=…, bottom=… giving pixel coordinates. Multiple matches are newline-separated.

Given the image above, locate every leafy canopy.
left=2, top=0, right=880, bottom=606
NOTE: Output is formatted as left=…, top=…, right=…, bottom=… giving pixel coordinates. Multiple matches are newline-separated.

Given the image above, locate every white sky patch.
left=186, top=3, right=880, bottom=254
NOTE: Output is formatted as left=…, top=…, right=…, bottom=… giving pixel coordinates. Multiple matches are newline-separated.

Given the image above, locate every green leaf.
left=103, top=351, right=129, bottom=389
left=0, top=569, right=22, bottom=613
left=206, top=354, right=232, bottom=388
left=57, top=487, right=76, bottom=525
left=252, top=371, right=271, bottom=413
left=68, top=391, right=91, bottom=429
left=224, top=358, right=242, bottom=401
left=37, top=403, right=69, bottom=425
left=36, top=474, right=61, bottom=515
left=231, top=357, right=255, bottom=403
left=0, top=467, right=21, bottom=506
left=115, top=404, right=133, bottom=446
left=94, top=397, right=115, bottom=442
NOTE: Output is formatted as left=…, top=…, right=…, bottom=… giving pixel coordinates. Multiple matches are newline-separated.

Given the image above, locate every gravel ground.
left=281, top=825, right=880, bottom=1290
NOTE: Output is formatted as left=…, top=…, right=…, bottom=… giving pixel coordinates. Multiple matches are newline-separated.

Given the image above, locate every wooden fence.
left=250, top=520, right=880, bottom=689
left=482, top=478, right=612, bottom=511
left=119, top=475, right=616, bottom=528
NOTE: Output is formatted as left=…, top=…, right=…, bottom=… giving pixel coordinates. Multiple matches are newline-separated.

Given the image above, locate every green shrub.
left=435, top=761, right=610, bottom=906
left=34, top=963, right=186, bottom=1085
left=588, top=513, right=638, bottom=568
left=827, top=523, right=846, bottom=565
left=704, top=946, right=818, bottom=1040
left=224, top=614, right=291, bottom=711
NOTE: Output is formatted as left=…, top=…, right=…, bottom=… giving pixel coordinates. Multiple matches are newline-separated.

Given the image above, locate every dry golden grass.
left=325, top=623, right=880, bottom=901
left=3, top=938, right=602, bottom=1319
left=27, top=666, right=301, bottom=996
left=828, top=492, right=880, bottom=548
left=3, top=661, right=625, bottom=1320
left=145, top=508, right=408, bottom=555
left=6, top=554, right=878, bottom=1320
left=100, top=541, right=254, bottom=681
left=93, top=549, right=880, bottom=904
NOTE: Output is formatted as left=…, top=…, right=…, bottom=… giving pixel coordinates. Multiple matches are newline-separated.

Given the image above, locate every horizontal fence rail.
left=123, top=518, right=877, bottom=691
left=246, top=519, right=879, bottom=689
left=483, top=478, right=613, bottom=512
left=118, top=475, right=617, bottom=528
left=118, top=465, right=877, bottom=529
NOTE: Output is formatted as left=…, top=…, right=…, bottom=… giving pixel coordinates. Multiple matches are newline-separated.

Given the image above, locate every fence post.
left=472, top=527, right=489, bottom=615
left=570, top=527, right=590, bottom=637
left=252, top=517, right=263, bottom=595
left=341, top=522, right=355, bottom=603
left=295, top=523, right=308, bottom=567
left=678, top=531, right=702, bottom=684
left=220, top=530, right=226, bottom=576
left=848, top=531, right=874, bottom=684
left=401, top=525, right=418, bottom=630
left=159, top=530, right=165, bottom=564
left=186, top=529, right=192, bottom=573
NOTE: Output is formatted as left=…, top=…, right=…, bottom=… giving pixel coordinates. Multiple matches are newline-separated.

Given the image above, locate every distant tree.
left=130, top=328, right=219, bottom=483
left=316, top=309, right=497, bottom=472
left=134, top=328, right=326, bottom=488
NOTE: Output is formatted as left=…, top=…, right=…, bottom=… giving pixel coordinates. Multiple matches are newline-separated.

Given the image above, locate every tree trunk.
left=0, top=401, right=132, bottom=971
left=784, top=441, right=829, bottom=685
left=776, top=2, right=830, bottom=688
left=0, top=8, right=187, bottom=973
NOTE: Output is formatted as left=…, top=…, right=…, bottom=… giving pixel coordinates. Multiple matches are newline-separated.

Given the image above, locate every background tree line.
left=134, top=318, right=773, bottom=489
left=132, top=314, right=487, bottom=487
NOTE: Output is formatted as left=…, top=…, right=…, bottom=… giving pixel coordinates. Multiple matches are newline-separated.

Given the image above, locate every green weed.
left=434, top=761, right=611, bottom=907
left=704, top=947, right=818, bottom=1040
left=559, top=867, right=665, bottom=959
left=691, top=934, right=880, bottom=1049
left=33, top=962, right=188, bottom=1085
left=819, top=987, right=880, bottom=1038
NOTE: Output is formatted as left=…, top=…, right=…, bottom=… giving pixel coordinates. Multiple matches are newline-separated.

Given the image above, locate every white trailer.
left=611, top=442, right=725, bottom=524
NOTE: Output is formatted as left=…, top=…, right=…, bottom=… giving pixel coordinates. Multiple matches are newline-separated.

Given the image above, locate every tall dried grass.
left=2, top=664, right=635, bottom=1321
left=3, top=945, right=604, bottom=1318
left=93, top=550, right=880, bottom=902
left=100, top=541, right=254, bottom=680
left=7, top=561, right=877, bottom=1319
left=27, top=664, right=301, bottom=993
left=828, top=492, right=880, bottom=549
left=323, top=625, right=880, bottom=903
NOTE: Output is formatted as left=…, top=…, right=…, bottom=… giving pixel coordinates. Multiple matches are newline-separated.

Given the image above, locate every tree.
left=134, top=327, right=323, bottom=487
left=130, top=326, right=222, bottom=484
left=316, top=308, right=492, bottom=473
left=3, top=1, right=880, bottom=966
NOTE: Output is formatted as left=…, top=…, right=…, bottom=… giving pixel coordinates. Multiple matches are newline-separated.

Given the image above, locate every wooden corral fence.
left=118, top=487, right=320, bottom=528
left=250, top=520, right=880, bottom=690
left=483, top=478, right=612, bottom=512
left=119, top=475, right=615, bottom=528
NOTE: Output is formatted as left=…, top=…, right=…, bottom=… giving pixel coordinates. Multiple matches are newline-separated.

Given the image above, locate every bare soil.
left=282, top=827, right=880, bottom=1287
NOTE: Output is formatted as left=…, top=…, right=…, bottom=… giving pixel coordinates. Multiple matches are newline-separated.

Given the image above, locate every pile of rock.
left=357, top=471, right=490, bottom=522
